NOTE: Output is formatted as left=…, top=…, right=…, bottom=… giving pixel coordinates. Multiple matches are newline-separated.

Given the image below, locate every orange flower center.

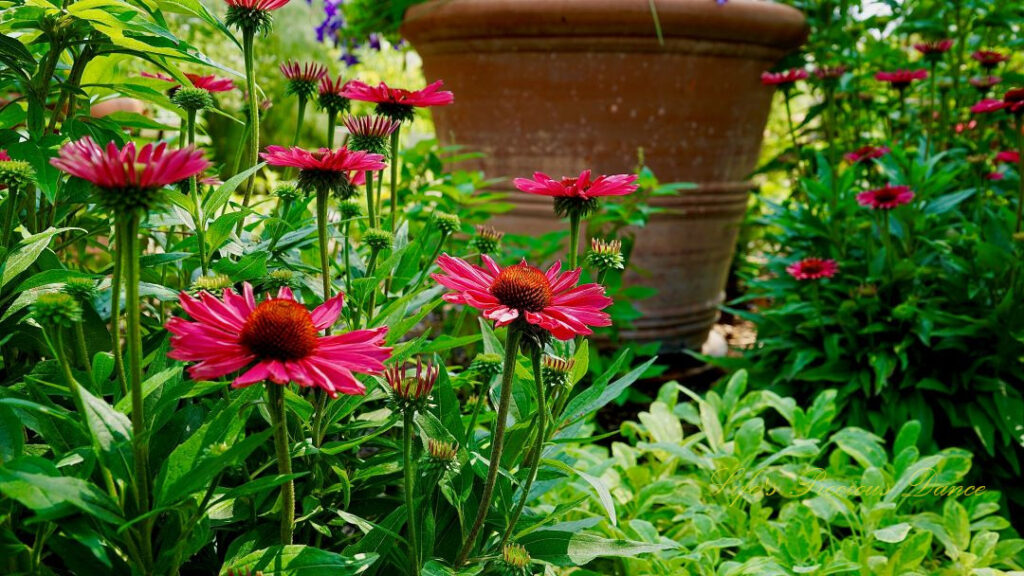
left=490, top=264, right=553, bottom=312
left=239, top=299, right=318, bottom=360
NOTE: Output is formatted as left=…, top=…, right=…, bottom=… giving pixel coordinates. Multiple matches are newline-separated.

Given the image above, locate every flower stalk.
left=266, top=383, right=295, bottom=545
left=456, top=327, right=523, bottom=567
left=237, top=29, right=260, bottom=235
left=389, top=127, right=401, bottom=234
left=186, top=109, right=209, bottom=275
left=403, top=409, right=420, bottom=575
left=501, top=344, right=546, bottom=547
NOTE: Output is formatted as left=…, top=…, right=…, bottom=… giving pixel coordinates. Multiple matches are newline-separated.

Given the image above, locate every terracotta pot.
left=402, top=0, right=807, bottom=350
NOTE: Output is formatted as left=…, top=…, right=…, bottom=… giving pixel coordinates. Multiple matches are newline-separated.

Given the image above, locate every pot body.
left=403, top=0, right=806, bottom=349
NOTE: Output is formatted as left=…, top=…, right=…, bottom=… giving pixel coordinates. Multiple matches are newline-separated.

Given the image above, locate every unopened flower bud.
left=31, top=293, right=82, bottom=328
left=469, top=352, right=503, bottom=380
left=542, top=356, right=575, bottom=388
left=338, top=199, right=362, bottom=221
left=500, top=543, right=532, bottom=576
left=62, top=278, right=98, bottom=303
left=432, top=211, right=461, bottom=235
left=384, top=358, right=438, bottom=413
left=587, top=238, right=624, bottom=271
left=364, top=228, right=393, bottom=251
left=470, top=225, right=503, bottom=254
left=191, top=274, right=233, bottom=295
left=171, top=87, right=214, bottom=111
left=274, top=183, right=303, bottom=201
left=0, top=160, right=36, bottom=192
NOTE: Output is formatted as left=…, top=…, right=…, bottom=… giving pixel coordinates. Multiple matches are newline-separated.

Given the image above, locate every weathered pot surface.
left=403, top=0, right=807, bottom=350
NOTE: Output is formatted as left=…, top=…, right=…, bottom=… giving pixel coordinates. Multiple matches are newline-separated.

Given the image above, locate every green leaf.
left=0, top=404, right=23, bottom=463
left=204, top=162, right=265, bottom=216
left=518, top=530, right=671, bottom=566
left=0, top=227, right=78, bottom=289
left=222, top=545, right=378, bottom=575
left=543, top=459, right=616, bottom=526
left=874, top=522, right=912, bottom=544
left=0, top=458, right=123, bottom=524
left=832, top=427, right=887, bottom=469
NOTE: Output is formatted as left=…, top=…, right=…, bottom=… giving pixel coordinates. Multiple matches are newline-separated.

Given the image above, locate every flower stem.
left=403, top=409, right=420, bottom=575
left=1016, top=117, right=1024, bottom=234
left=111, top=231, right=128, bottom=400
left=74, top=321, right=92, bottom=377
left=237, top=29, right=260, bottom=236
left=783, top=91, right=803, bottom=178
left=501, top=345, right=546, bottom=547
left=315, top=188, right=333, bottom=304
left=121, top=213, right=153, bottom=569
left=365, top=171, right=376, bottom=228
left=365, top=247, right=381, bottom=326
left=267, top=383, right=294, bottom=545
left=1, top=186, right=19, bottom=249
left=186, top=109, right=208, bottom=276
left=326, top=112, right=337, bottom=149
left=456, top=327, right=523, bottom=567
left=389, top=126, right=401, bottom=235
left=568, top=214, right=581, bottom=271
left=292, top=96, right=307, bottom=146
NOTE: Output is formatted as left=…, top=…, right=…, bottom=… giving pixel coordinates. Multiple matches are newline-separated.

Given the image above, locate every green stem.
left=1, top=186, right=20, bottom=249
left=389, top=127, right=401, bottom=235
left=111, top=229, right=128, bottom=400
left=365, top=171, right=377, bottom=228
left=568, top=214, right=581, bottom=270
left=187, top=109, right=208, bottom=276
left=784, top=91, right=803, bottom=179
left=342, top=221, right=353, bottom=302
left=465, top=376, right=488, bottom=449
left=365, top=247, right=381, bottom=326
left=501, top=345, right=546, bottom=546
left=403, top=409, right=420, bottom=575
left=456, top=327, right=523, bottom=567
left=267, top=384, right=295, bottom=545
left=74, top=321, right=92, bottom=377
left=122, top=214, right=153, bottom=570
left=237, top=29, right=260, bottom=235
left=1016, top=117, right=1024, bottom=234
left=326, top=112, right=337, bottom=149
left=316, top=188, right=333, bottom=304
left=292, top=96, right=307, bottom=146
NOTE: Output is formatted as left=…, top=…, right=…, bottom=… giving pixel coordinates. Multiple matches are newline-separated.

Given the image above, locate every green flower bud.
left=542, top=356, right=575, bottom=388
left=262, top=269, right=301, bottom=291
left=470, top=225, right=503, bottom=254
left=0, top=160, right=36, bottom=192
left=338, top=199, right=362, bottom=221
left=587, top=238, right=624, bottom=271
left=274, top=183, right=304, bottom=201
left=62, top=277, right=98, bottom=303
left=432, top=211, right=461, bottom=235
left=469, top=352, right=503, bottom=380
left=31, top=293, right=82, bottom=328
left=500, top=543, right=533, bottom=576
left=191, top=274, right=233, bottom=295
left=171, top=87, right=214, bottom=111
left=364, top=228, right=393, bottom=251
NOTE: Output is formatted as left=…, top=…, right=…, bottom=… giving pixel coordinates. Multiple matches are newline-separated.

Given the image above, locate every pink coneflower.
left=142, top=71, right=235, bottom=93
left=431, top=254, right=612, bottom=340
left=318, top=75, right=350, bottom=115
left=50, top=137, right=208, bottom=212
left=857, top=185, right=915, bottom=210
left=261, top=145, right=385, bottom=196
left=786, top=258, right=838, bottom=280
left=844, top=145, right=890, bottom=164
left=1003, top=88, right=1024, bottom=115
left=514, top=170, right=638, bottom=218
left=987, top=172, right=1006, bottom=181
left=342, top=79, right=454, bottom=121
left=971, top=99, right=1007, bottom=114
left=343, top=115, right=401, bottom=155
left=0, top=150, right=9, bottom=161
left=280, top=61, right=327, bottom=99
left=760, top=69, right=808, bottom=89
left=813, top=65, right=847, bottom=81
left=997, top=151, right=1021, bottom=164
left=166, top=283, right=391, bottom=397
left=875, top=69, right=928, bottom=90
left=914, top=39, right=953, bottom=59
left=969, top=76, right=1001, bottom=93
left=383, top=358, right=438, bottom=401
left=224, top=0, right=289, bottom=10
left=971, top=50, right=1010, bottom=70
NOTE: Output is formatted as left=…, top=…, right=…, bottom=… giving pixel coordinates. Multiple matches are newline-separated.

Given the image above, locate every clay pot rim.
left=403, top=0, right=808, bottom=51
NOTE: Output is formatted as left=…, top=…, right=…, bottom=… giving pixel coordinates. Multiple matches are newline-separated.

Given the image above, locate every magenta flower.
left=875, top=69, right=928, bottom=90
left=261, top=146, right=385, bottom=172
left=50, top=137, right=209, bottom=191
left=224, top=0, right=289, bottom=9
left=142, top=71, right=235, bottom=93
left=969, top=76, right=1001, bottom=93
left=280, top=61, right=327, bottom=83
left=987, top=172, right=1006, bottom=181
left=344, top=115, right=400, bottom=138
left=0, top=150, right=9, bottom=161
left=513, top=170, right=638, bottom=200
left=343, top=79, right=454, bottom=108
left=971, top=50, right=1010, bottom=70
left=167, top=283, right=391, bottom=397
left=972, top=90, right=1024, bottom=115
left=760, top=69, right=808, bottom=88
left=787, top=258, right=838, bottom=280
left=913, top=39, right=953, bottom=57
left=996, top=151, right=1020, bottom=164
left=813, top=66, right=847, bottom=81
left=971, top=99, right=1007, bottom=114
left=844, top=145, right=890, bottom=164
left=857, top=185, right=914, bottom=210
left=432, top=254, right=612, bottom=340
